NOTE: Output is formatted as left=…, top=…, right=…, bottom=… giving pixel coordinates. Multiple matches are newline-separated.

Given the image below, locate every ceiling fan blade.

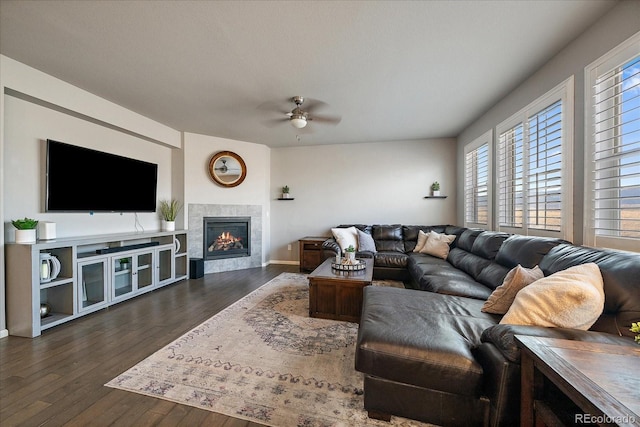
left=303, top=98, right=330, bottom=114
left=256, top=100, right=290, bottom=115
left=309, top=114, right=342, bottom=125
left=262, top=118, right=290, bottom=128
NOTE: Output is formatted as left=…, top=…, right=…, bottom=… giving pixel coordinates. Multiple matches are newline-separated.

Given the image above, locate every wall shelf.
left=424, top=196, right=448, bottom=199
left=277, top=198, right=295, bottom=200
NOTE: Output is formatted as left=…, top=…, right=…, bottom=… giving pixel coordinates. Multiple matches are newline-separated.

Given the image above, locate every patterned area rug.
left=106, top=272, right=432, bottom=426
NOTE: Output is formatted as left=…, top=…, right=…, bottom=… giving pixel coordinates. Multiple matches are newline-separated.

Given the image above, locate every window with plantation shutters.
left=585, top=32, right=640, bottom=253
left=497, top=124, right=524, bottom=228
left=464, top=131, right=492, bottom=227
left=496, top=77, right=573, bottom=240
left=527, top=100, right=563, bottom=232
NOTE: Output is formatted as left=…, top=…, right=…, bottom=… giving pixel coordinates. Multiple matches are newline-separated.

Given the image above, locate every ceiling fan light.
left=290, top=117, right=307, bottom=129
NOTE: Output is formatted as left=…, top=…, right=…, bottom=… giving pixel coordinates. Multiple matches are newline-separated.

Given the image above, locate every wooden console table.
left=516, top=335, right=640, bottom=427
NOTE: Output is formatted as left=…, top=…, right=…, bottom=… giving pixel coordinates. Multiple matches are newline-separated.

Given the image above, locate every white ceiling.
left=0, top=0, right=617, bottom=147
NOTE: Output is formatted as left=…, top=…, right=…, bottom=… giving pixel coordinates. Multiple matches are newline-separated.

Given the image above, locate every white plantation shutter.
left=587, top=40, right=640, bottom=252
left=498, top=124, right=524, bottom=228
left=527, top=100, right=563, bottom=232
left=465, top=139, right=490, bottom=226
left=497, top=77, right=573, bottom=239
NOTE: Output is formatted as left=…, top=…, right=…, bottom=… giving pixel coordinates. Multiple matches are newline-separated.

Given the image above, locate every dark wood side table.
left=516, top=335, right=640, bottom=427
left=298, top=236, right=327, bottom=273
left=308, top=257, right=374, bottom=323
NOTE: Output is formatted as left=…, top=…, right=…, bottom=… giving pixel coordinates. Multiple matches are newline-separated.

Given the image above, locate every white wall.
left=183, top=132, right=271, bottom=264
left=270, top=139, right=457, bottom=262
left=4, top=95, right=174, bottom=238
left=0, top=56, right=182, bottom=337
left=456, top=1, right=640, bottom=244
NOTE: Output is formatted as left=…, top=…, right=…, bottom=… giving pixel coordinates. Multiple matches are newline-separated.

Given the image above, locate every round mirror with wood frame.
left=208, top=151, right=247, bottom=187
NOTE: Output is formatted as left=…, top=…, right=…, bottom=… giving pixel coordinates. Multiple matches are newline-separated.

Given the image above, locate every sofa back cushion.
left=372, top=224, right=404, bottom=253
left=539, top=244, right=640, bottom=339
left=448, top=248, right=492, bottom=282
left=471, top=232, right=510, bottom=260
left=495, top=235, right=567, bottom=269
left=456, top=229, right=485, bottom=252
left=444, top=225, right=468, bottom=248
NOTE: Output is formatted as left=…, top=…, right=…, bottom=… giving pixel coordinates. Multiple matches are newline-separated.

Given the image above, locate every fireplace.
left=203, top=217, right=251, bottom=260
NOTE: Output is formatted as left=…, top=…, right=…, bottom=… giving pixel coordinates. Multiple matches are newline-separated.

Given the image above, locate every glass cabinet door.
left=78, top=259, right=108, bottom=313
left=156, top=246, right=174, bottom=287
left=136, top=252, right=154, bottom=291
left=112, top=255, right=134, bottom=300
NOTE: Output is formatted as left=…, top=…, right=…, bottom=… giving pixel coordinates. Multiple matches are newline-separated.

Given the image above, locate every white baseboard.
left=0, top=329, right=8, bottom=339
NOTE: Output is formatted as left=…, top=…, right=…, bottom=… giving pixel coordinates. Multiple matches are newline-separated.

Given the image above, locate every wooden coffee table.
left=308, top=257, right=374, bottom=323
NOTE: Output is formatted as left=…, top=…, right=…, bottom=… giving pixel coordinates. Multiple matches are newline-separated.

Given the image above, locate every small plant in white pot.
left=159, top=199, right=182, bottom=231
left=431, top=181, right=441, bottom=197
left=12, top=217, right=39, bottom=243
left=282, top=185, right=291, bottom=199
left=343, top=244, right=357, bottom=264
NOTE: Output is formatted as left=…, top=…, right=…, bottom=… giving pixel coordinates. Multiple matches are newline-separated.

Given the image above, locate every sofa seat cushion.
left=408, top=254, right=493, bottom=300
left=356, top=287, right=499, bottom=396
left=374, top=251, right=409, bottom=268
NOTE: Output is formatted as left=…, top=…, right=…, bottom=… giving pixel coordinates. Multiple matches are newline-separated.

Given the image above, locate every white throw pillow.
left=419, top=230, right=456, bottom=259
left=331, top=227, right=358, bottom=253
left=482, top=265, right=544, bottom=314
left=500, top=263, right=605, bottom=330
left=413, top=230, right=430, bottom=252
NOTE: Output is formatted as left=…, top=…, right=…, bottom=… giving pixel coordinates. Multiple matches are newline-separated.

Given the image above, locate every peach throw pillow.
left=419, top=231, right=455, bottom=259
left=482, top=265, right=543, bottom=314
left=413, top=230, right=430, bottom=252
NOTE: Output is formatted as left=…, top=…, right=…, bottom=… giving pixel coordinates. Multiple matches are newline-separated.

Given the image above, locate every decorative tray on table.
left=331, top=259, right=366, bottom=271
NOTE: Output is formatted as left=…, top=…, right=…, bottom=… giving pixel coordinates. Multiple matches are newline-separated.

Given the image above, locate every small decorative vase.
left=39, top=303, right=51, bottom=318
left=433, top=190, right=441, bottom=197
left=162, top=220, right=176, bottom=232
left=15, top=229, right=37, bottom=243
left=345, top=252, right=356, bottom=262
left=282, top=193, right=290, bottom=199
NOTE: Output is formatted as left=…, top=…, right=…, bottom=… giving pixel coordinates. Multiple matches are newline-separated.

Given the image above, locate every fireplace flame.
left=209, top=231, right=244, bottom=252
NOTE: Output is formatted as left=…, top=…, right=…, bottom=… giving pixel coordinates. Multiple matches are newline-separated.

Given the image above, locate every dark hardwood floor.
left=0, top=264, right=299, bottom=427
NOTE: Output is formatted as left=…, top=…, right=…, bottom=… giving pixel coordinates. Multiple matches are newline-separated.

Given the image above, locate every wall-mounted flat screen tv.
left=46, top=139, right=158, bottom=212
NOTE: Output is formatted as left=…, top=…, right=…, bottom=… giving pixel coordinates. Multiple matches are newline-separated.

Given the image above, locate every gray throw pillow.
left=357, top=229, right=377, bottom=253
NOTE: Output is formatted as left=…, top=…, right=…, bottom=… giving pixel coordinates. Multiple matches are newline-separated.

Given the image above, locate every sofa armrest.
left=480, top=324, right=634, bottom=363
left=322, top=238, right=340, bottom=255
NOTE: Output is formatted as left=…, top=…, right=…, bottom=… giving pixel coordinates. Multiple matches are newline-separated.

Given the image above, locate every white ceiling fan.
left=260, top=96, right=342, bottom=130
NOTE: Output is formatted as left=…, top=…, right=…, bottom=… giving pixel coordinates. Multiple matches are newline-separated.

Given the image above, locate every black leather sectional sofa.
left=322, top=224, right=640, bottom=426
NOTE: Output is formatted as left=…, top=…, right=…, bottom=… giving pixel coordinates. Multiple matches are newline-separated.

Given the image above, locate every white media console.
left=6, top=230, right=188, bottom=337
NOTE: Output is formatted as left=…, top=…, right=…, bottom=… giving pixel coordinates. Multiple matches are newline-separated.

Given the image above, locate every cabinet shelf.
left=41, top=312, right=74, bottom=329
left=40, top=277, right=74, bottom=289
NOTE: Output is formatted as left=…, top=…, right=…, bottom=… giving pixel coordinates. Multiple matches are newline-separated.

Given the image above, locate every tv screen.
left=46, top=139, right=158, bottom=212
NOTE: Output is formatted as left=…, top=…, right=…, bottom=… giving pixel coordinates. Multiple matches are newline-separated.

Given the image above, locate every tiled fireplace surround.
left=188, top=204, right=263, bottom=274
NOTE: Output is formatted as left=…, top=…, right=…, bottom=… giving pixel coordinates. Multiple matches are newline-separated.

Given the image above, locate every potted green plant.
left=431, top=181, right=441, bottom=197
left=119, top=258, right=130, bottom=271
left=282, top=185, right=291, bottom=199
left=159, top=199, right=183, bottom=231
left=344, top=244, right=356, bottom=263
left=631, top=322, right=640, bottom=344
left=11, top=217, right=39, bottom=243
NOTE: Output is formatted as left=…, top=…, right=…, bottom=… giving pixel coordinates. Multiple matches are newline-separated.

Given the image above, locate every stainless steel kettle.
left=40, top=253, right=61, bottom=283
